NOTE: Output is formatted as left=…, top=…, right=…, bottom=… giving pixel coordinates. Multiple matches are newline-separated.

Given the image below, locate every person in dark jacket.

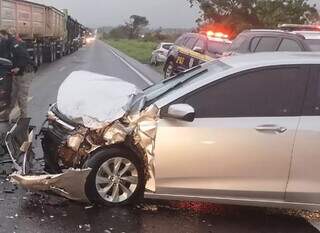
left=0, top=29, right=13, bottom=154
left=5, top=30, right=35, bottom=121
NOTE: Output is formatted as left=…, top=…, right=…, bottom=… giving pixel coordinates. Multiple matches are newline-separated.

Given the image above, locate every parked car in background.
left=150, top=42, right=173, bottom=65
left=228, top=29, right=320, bottom=55
left=164, top=32, right=232, bottom=78
left=278, top=24, right=320, bottom=32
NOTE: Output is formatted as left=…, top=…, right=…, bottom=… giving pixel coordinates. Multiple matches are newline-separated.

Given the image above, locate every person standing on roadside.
left=6, top=29, right=36, bottom=121
left=0, top=29, right=14, bottom=153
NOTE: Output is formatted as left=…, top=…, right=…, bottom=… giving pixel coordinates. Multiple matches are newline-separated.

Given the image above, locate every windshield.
left=306, top=40, right=320, bottom=51
left=144, top=60, right=232, bottom=104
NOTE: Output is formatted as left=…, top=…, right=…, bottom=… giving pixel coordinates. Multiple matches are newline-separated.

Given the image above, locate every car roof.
left=243, top=29, right=320, bottom=40
left=293, top=31, right=320, bottom=39
left=244, top=29, right=304, bottom=37
left=220, top=52, right=320, bottom=69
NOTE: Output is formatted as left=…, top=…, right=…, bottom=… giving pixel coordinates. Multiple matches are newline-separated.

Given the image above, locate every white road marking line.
left=108, top=47, right=154, bottom=86
left=59, top=66, right=66, bottom=72
left=27, top=96, right=33, bottom=103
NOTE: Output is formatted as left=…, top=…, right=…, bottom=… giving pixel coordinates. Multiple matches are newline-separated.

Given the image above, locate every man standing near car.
left=7, top=29, right=35, bottom=121
left=0, top=29, right=14, bottom=154
left=0, top=29, right=35, bottom=154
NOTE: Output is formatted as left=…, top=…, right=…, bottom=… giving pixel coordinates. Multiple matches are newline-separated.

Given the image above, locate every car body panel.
left=8, top=52, right=320, bottom=209
left=155, top=117, right=299, bottom=200
left=286, top=116, right=320, bottom=204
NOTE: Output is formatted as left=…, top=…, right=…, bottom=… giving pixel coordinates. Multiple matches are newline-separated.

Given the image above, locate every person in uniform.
left=0, top=29, right=35, bottom=154
left=0, top=29, right=14, bottom=154
left=7, top=29, right=35, bottom=121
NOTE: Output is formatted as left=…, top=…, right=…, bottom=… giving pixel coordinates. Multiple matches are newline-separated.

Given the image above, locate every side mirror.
left=193, top=46, right=204, bottom=54
left=164, top=104, right=195, bottom=122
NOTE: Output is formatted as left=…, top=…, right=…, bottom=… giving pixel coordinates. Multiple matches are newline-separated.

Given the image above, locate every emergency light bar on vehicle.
left=200, top=31, right=232, bottom=43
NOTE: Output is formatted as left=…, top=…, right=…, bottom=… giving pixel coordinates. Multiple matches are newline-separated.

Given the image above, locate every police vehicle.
left=164, top=31, right=232, bottom=78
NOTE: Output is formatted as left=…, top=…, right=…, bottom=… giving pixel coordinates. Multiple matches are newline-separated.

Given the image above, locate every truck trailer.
left=0, top=0, right=87, bottom=66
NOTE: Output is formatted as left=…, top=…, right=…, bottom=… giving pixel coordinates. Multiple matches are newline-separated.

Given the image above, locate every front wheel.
left=85, top=148, right=145, bottom=206
left=164, top=60, right=175, bottom=79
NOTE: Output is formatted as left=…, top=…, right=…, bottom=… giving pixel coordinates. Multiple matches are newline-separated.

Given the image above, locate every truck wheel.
left=34, top=48, right=39, bottom=67
left=38, top=46, right=43, bottom=65
left=85, top=148, right=145, bottom=206
left=164, top=60, right=175, bottom=79
left=53, top=45, right=57, bottom=61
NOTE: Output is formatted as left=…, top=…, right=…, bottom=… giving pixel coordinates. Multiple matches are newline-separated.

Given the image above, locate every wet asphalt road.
left=0, top=40, right=319, bottom=233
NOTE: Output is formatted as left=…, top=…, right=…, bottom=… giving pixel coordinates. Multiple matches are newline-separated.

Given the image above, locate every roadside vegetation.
left=100, top=14, right=179, bottom=69
left=105, top=39, right=157, bottom=64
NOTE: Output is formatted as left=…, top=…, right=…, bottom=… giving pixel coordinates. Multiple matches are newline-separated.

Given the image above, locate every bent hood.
left=57, top=71, right=145, bottom=129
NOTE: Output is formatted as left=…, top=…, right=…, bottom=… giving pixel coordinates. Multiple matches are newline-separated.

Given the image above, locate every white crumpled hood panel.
left=57, top=71, right=144, bottom=129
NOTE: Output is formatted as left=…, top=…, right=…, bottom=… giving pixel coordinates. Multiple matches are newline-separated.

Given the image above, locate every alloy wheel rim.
left=165, top=63, right=173, bottom=78
left=95, top=157, right=139, bottom=203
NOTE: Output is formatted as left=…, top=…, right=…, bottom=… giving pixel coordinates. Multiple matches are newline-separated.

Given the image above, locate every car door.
left=176, top=36, right=198, bottom=71
left=155, top=65, right=309, bottom=200
left=286, top=65, right=320, bottom=204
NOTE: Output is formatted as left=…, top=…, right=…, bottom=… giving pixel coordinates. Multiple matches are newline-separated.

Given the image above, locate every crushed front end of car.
left=7, top=71, right=159, bottom=204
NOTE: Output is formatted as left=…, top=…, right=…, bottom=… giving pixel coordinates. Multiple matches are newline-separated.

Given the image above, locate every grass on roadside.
left=105, top=39, right=157, bottom=64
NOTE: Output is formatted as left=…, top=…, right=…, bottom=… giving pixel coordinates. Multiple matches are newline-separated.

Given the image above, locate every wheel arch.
left=87, top=143, right=148, bottom=178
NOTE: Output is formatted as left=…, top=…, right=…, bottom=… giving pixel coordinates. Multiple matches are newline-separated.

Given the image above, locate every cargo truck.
left=0, top=0, right=87, bottom=66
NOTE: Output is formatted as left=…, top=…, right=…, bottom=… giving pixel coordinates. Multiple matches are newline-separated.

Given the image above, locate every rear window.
left=208, top=41, right=231, bottom=54
left=162, top=44, right=172, bottom=50
left=175, top=36, right=186, bottom=46
left=185, top=37, right=198, bottom=49
left=305, top=40, right=320, bottom=51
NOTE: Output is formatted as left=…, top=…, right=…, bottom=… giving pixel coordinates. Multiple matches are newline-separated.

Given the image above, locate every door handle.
left=255, top=125, right=287, bottom=134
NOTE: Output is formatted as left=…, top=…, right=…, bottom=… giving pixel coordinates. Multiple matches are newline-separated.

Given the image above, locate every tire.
left=164, top=60, right=175, bottom=79
left=85, top=148, right=145, bottom=206
left=34, top=47, right=39, bottom=67
left=38, top=46, right=43, bottom=65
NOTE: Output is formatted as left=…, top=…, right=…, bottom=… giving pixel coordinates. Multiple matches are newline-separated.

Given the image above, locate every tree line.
left=189, top=0, right=319, bottom=38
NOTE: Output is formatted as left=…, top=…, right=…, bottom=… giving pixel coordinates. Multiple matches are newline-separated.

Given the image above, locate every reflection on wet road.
left=0, top=184, right=318, bottom=233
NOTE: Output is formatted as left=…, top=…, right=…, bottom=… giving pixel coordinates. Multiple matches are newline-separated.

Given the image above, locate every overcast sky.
left=32, top=0, right=200, bottom=29
left=32, top=0, right=319, bottom=29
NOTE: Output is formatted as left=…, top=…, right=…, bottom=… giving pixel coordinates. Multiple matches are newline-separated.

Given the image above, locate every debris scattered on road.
left=84, top=205, right=94, bottom=210
left=140, top=204, right=158, bottom=212
left=79, top=224, right=91, bottom=232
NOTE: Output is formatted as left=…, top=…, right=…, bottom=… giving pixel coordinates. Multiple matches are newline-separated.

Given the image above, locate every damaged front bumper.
left=6, top=105, right=159, bottom=203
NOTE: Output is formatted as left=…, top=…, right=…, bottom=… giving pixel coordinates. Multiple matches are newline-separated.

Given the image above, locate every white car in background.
left=151, top=42, right=173, bottom=65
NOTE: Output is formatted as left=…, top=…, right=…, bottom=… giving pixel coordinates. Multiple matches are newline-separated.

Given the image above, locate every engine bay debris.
left=7, top=71, right=159, bottom=202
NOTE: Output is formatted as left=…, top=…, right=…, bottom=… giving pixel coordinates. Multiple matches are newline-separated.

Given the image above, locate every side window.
left=194, top=38, right=205, bottom=50
left=255, top=37, right=280, bottom=52
left=184, top=67, right=308, bottom=118
left=303, top=66, right=320, bottom=115
left=250, top=37, right=261, bottom=52
left=278, top=39, right=302, bottom=51
left=185, top=37, right=198, bottom=49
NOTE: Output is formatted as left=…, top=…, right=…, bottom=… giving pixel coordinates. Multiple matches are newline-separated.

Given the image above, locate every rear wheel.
left=85, top=148, right=145, bottom=206
left=164, top=60, right=175, bottom=79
